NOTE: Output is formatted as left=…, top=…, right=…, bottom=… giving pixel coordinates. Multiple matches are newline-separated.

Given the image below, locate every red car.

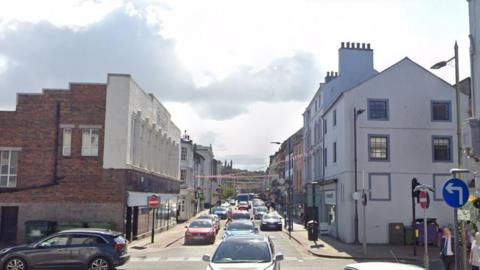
left=184, top=219, right=216, bottom=244
left=238, top=201, right=249, bottom=211
left=228, top=210, right=252, bottom=222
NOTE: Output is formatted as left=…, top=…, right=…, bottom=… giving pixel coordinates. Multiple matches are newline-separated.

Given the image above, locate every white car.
left=345, top=262, right=425, bottom=270
left=203, top=235, right=283, bottom=270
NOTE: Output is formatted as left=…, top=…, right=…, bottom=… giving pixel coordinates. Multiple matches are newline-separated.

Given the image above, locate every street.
left=121, top=219, right=357, bottom=270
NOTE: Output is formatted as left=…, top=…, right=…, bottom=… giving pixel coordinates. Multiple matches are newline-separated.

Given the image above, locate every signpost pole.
left=362, top=170, right=367, bottom=255
left=151, top=208, right=155, bottom=244
left=423, top=207, right=429, bottom=270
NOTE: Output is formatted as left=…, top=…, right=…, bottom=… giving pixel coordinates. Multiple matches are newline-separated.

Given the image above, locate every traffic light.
left=411, top=178, right=420, bottom=203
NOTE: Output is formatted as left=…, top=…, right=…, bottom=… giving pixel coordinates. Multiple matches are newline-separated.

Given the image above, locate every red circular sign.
left=148, top=195, right=160, bottom=208
left=419, top=191, right=429, bottom=209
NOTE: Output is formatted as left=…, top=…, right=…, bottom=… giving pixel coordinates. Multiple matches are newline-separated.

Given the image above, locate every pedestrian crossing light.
left=411, top=178, right=420, bottom=203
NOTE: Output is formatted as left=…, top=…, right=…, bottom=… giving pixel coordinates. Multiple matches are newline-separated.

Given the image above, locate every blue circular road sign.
left=442, top=178, right=469, bottom=208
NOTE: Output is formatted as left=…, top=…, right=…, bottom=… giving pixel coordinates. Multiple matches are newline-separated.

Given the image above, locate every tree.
left=221, top=186, right=237, bottom=200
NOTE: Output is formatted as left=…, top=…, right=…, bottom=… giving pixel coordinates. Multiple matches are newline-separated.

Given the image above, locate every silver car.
left=202, top=235, right=284, bottom=270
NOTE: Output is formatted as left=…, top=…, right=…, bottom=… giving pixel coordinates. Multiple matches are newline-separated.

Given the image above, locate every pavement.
left=128, top=209, right=210, bottom=256
left=283, top=221, right=444, bottom=268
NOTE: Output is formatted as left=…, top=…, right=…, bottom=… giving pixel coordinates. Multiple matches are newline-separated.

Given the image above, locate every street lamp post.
left=431, top=42, right=464, bottom=270
left=353, top=107, right=365, bottom=244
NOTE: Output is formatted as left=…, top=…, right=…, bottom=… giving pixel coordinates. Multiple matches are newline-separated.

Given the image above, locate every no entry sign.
left=148, top=195, right=160, bottom=208
left=419, top=191, right=429, bottom=209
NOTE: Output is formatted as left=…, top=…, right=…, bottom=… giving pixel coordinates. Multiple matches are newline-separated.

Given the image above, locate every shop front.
left=125, top=191, right=178, bottom=241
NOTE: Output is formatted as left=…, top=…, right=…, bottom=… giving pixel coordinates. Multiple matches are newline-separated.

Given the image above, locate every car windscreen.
left=227, top=222, right=254, bottom=231
left=255, top=207, right=267, bottom=212
left=237, top=194, right=249, bottom=202
left=189, top=221, right=212, bottom=228
left=232, top=213, right=250, bottom=219
left=198, top=215, right=212, bottom=220
left=216, top=207, right=226, bottom=211
left=212, top=240, right=271, bottom=263
left=263, top=214, right=279, bottom=220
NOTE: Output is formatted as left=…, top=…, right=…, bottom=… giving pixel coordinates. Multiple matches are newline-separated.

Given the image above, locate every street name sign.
left=442, top=178, right=469, bottom=208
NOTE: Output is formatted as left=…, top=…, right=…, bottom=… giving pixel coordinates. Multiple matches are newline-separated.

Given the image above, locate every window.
left=62, top=128, right=72, bottom=156
left=369, top=135, right=389, bottom=161
left=323, top=148, right=327, bottom=167
left=368, top=99, right=389, bottom=120
left=81, top=128, right=99, bottom=156
left=333, top=142, right=337, bottom=163
left=333, top=110, right=337, bottom=126
left=181, top=147, right=187, bottom=160
left=0, top=150, right=18, bottom=188
left=369, top=173, right=391, bottom=201
left=432, top=136, right=452, bottom=162
left=431, top=101, right=451, bottom=121
left=180, top=169, right=186, bottom=182
left=323, top=119, right=327, bottom=134
left=39, top=235, right=69, bottom=247
left=70, top=235, right=106, bottom=245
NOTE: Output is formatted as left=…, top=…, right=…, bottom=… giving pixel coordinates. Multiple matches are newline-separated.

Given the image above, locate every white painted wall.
left=103, top=74, right=181, bottom=179
left=180, top=140, right=195, bottom=189
left=470, top=0, right=480, bottom=117
left=320, top=58, right=469, bottom=243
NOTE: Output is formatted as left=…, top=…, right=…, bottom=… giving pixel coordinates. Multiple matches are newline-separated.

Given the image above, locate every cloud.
left=0, top=6, right=321, bottom=120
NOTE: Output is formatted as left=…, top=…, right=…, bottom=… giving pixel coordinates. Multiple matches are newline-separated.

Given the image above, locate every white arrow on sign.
left=446, top=182, right=464, bottom=205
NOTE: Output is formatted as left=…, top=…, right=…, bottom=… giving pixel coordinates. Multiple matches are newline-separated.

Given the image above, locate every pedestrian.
left=470, top=232, right=480, bottom=270
left=440, top=227, right=455, bottom=270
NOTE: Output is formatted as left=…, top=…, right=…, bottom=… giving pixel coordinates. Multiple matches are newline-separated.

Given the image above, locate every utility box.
left=307, top=220, right=318, bottom=241
left=389, top=223, right=405, bottom=245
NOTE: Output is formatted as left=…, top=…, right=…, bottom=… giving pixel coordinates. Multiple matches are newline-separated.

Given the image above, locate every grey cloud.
left=0, top=7, right=321, bottom=120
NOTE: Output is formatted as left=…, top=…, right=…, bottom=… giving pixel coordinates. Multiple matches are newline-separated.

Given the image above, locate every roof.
left=222, top=234, right=267, bottom=242
left=321, top=57, right=463, bottom=117
left=60, top=228, right=121, bottom=236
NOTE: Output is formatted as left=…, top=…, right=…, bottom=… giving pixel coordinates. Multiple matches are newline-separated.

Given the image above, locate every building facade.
left=178, top=134, right=196, bottom=221
left=303, top=43, right=469, bottom=243
left=0, top=74, right=181, bottom=244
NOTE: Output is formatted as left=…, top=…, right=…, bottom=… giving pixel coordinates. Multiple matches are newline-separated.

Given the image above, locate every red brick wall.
left=0, top=83, right=125, bottom=203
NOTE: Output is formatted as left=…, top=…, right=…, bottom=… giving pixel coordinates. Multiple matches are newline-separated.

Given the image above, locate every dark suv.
left=0, top=228, right=129, bottom=270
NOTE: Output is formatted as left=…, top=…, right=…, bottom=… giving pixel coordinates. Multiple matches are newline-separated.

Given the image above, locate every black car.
left=0, top=228, right=129, bottom=270
left=260, top=213, right=282, bottom=231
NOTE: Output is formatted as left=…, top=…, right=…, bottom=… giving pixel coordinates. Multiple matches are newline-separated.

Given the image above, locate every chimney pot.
left=341, top=42, right=345, bottom=48
left=346, top=42, right=350, bottom=48
left=327, top=71, right=330, bottom=77
left=356, top=42, right=360, bottom=49
left=367, top=43, right=371, bottom=49
left=362, top=43, right=366, bottom=49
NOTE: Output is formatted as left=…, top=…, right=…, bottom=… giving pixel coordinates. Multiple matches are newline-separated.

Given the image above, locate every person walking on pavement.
left=440, top=227, right=455, bottom=270
left=470, top=232, right=480, bottom=270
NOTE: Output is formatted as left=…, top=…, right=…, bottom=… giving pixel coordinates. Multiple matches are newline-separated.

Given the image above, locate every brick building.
left=0, top=74, right=181, bottom=244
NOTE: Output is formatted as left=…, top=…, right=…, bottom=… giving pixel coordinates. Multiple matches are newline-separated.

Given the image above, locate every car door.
left=25, top=234, right=71, bottom=269
left=68, top=234, right=108, bottom=268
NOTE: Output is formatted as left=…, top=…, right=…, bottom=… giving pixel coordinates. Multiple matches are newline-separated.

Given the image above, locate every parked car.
left=344, top=262, right=425, bottom=270
left=238, top=201, right=249, bottom=211
left=198, top=214, right=221, bottom=232
left=0, top=228, right=129, bottom=270
left=184, top=219, right=216, bottom=245
left=223, top=220, right=258, bottom=239
left=229, top=210, right=252, bottom=222
left=202, top=235, right=284, bottom=270
left=260, top=213, right=282, bottom=231
left=252, top=199, right=265, bottom=207
left=214, top=207, right=228, bottom=220
left=253, top=206, right=268, bottom=219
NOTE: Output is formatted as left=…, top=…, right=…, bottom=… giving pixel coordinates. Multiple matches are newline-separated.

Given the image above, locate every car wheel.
left=4, top=257, right=27, bottom=270
left=88, top=257, right=111, bottom=270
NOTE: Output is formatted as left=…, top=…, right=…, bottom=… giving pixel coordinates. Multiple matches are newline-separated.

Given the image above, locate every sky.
left=0, top=0, right=472, bottom=170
